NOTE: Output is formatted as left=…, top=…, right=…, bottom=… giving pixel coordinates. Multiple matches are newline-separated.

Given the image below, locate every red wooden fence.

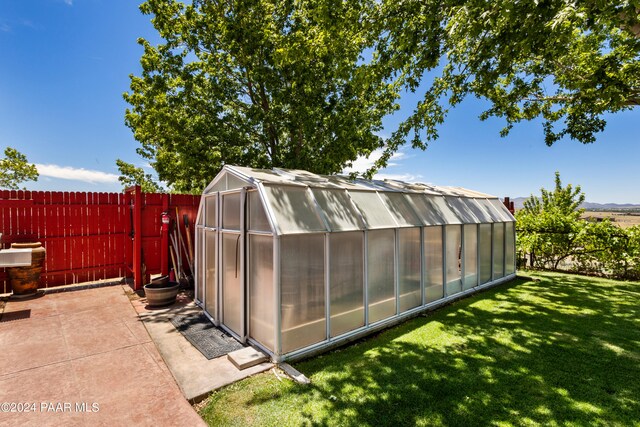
left=0, top=188, right=200, bottom=293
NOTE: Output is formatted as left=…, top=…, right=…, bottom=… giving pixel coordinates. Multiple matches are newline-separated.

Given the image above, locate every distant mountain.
left=511, top=197, right=640, bottom=211
left=580, top=202, right=640, bottom=210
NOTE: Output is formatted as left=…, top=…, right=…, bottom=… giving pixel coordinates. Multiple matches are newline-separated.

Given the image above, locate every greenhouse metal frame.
left=195, top=165, right=516, bottom=362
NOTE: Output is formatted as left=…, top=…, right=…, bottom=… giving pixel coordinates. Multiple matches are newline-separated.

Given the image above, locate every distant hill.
left=581, top=202, right=640, bottom=210
left=511, top=197, right=640, bottom=211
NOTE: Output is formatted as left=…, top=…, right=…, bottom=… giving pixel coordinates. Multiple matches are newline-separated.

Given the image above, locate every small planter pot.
left=143, top=280, right=180, bottom=307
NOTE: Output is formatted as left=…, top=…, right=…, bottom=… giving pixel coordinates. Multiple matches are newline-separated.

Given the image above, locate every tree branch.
left=524, top=92, right=640, bottom=107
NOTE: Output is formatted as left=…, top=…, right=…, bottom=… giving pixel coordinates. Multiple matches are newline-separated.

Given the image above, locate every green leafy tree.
left=0, top=147, right=39, bottom=190
left=116, top=159, right=163, bottom=193
left=372, top=1, right=640, bottom=169
left=125, top=0, right=398, bottom=192
left=516, top=172, right=586, bottom=269
left=517, top=172, right=640, bottom=279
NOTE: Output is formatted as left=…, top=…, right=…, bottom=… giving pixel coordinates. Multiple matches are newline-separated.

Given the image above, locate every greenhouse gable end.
left=195, top=166, right=516, bottom=361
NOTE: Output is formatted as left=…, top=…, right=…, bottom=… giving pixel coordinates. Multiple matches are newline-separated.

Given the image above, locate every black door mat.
left=169, top=313, right=244, bottom=360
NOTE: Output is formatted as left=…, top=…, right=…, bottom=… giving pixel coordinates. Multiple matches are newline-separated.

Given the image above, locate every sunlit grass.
left=198, top=272, right=640, bottom=426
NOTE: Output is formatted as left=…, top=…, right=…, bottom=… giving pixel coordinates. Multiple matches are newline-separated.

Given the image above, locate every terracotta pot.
left=7, top=242, right=46, bottom=297
left=143, top=281, right=180, bottom=307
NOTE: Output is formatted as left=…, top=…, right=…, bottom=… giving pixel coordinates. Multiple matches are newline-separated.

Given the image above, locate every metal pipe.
left=325, top=233, right=330, bottom=340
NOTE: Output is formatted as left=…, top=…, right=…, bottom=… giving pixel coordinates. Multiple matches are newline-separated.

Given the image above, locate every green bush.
left=515, top=172, right=640, bottom=280
left=571, top=224, right=640, bottom=280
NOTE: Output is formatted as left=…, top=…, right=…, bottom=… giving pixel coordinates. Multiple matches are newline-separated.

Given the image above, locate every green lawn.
left=198, top=272, right=640, bottom=426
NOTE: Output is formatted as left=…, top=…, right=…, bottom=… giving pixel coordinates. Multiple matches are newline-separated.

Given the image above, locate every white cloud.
left=387, top=151, right=408, bottom=167
left=63, top=0, right=73, bottom=5
left=342, top=148, right=409, bottom=174
left=35, top=164, right=119, bottom=184
left=0, top=22, right=11, bottom=32
left=342, top=149, right=384, bottom=174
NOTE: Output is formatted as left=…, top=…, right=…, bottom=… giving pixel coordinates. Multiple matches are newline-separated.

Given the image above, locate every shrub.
left=516, top=172, right=640, bottom=280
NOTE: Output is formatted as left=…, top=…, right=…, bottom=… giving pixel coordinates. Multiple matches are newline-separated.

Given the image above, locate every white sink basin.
left=0, top=248, right=33, bottom=267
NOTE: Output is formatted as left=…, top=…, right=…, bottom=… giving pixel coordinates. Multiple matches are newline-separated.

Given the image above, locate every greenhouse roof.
left=202, top=165, right=515, bottom=235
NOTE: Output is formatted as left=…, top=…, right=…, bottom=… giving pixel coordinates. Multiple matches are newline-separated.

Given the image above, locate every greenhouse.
left=194, top=165, right=516, bottom=362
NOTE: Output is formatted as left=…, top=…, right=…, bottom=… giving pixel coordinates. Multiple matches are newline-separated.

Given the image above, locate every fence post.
left=161, top=193, right=169, bottom=276
left=132, top=185, right=143, bottom=289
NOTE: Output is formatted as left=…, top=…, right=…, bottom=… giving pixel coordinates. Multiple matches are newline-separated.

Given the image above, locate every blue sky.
left=1, top=1, right=638, bottom=203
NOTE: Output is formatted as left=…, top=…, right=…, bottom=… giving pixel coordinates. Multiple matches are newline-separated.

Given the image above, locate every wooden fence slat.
left=89, top=192, right=97, bottom=282
left=62, top=192, right=70, bottom=284
left=69, top=192, right=81, bottom=283
left=0, top=191, right=6, bottom=292
left=1, top=191, right=11, bottom=247
left=9, top=192, right=18, bottom=243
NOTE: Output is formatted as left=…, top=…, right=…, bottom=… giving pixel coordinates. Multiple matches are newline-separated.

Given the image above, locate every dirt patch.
left=123, top=287, right=143, bottom=301
left=581, top=211, right=640, bottom=229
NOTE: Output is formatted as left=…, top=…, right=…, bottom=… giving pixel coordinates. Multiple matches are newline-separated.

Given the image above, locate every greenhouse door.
left=220, top=190, right=246, bottom=341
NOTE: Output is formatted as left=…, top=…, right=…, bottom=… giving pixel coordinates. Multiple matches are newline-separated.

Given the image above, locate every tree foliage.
left=116, top=159, right=163, bottom=193
left=124, top=0, right=398, bottom=192
left=572, top=221, right=640, bottom=280
left=126, top=1, right=640, bottom=186
left=373, top=0, right=640, bottom=169
left=0, top=147, right=39, bottom=190
left=516, top=172, right=587, bottom=269
left=516, top=172, right=640, bottom=279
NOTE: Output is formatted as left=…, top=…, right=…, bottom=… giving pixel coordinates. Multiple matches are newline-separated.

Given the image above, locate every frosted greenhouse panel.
left=204, top=230, right=217, bottom=321
left=407, top=194, right=446, bottom=225
left=489, top=199, right=515, bottom=221
left=197, top=206, right=204, bottom=226
left=222, top=193, right=240, bottom=230
left=205, top=195, right=217, bottom=228
left=312, top=189, right=364, bottom=231
left=505, top=222, right=516, bottom=275
left=476, top=199, right=504, bottom=222
left=493, top=223, right=505, bottom=280
left=463, top=224, right=478, bottom=290
left=249, top=235, right=274, bottom=351
left=248, top=191, right=271, bottom=232
left=445, top=197, right=480, bottom=223
left=479, top=224, right=492, bottom=284
left=398, top=228, right=422, bottom=312
left=445, top=225, right=462, bottom=296
left=222, top=233, right=242, bottom=335
left=466, top=199, right=494, bottom=223
left=280, top=234, right=326, bottom=353
left=226, top=174, right=247, bottom=190
left=424, top=226, right=444, bottom=303
left=348, top=191, right=397, bottom=229
left=195, top=229, right=204, bottom=304
left=330, top=232, right=364, bottom=337
left=367, top=229, right=396, bottom=323
left=427, top=196, right=462, bottom=224
left=263, top=186, right=326, bottom=234
left=379, top=193, right=422, bottom=227
left=209, top=179, right=227, bottom=192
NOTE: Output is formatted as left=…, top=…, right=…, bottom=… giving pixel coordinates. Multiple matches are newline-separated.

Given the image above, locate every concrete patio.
left=130, top=291, right=273, bottom=402
left=0, top=285, right=205, bottom=427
